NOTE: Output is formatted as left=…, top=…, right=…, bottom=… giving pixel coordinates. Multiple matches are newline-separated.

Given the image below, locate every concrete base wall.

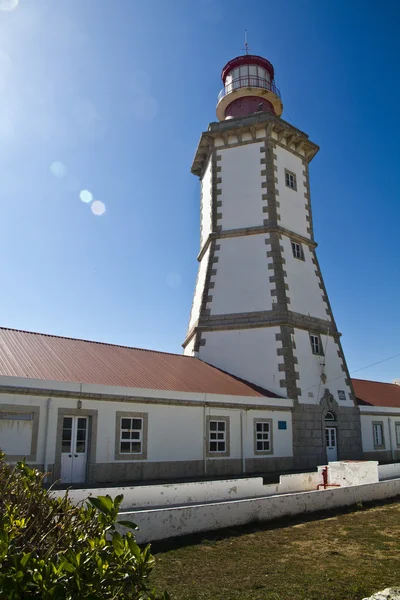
left=364, top=450, right=400, bottom=464
left=121, top=477, right=400, bottom=543
left=81, top=456, right=293, bottom=485
left=245, top=456, right=294, bottom=473
left=292, top=401, right=363, bottom=470
left=90, top=461, right=204, bottom=484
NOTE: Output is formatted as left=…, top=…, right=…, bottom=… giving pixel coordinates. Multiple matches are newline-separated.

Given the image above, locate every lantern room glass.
left=224, top=64, right=271, bottom=95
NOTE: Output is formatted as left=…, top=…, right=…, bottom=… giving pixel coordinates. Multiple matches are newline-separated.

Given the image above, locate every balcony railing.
left=218, top=76, right=281, bottom=103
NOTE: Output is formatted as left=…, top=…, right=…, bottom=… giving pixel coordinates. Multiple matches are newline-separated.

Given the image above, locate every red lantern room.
left=216, top=54, right=283, bottom=121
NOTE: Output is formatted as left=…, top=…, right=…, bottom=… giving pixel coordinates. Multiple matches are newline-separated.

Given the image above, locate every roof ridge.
left=0, top=326, right=192, bottom=359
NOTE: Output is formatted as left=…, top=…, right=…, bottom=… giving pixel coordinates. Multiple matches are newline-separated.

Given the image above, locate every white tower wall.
left=185, top=109, right=363, bottom=469
left=200, top=327, right=285, bottom=398
left=200, top=156, right=213, bottom=247
left=187, top=247, right=210, bottom=332
left=274, top=144, right=310, bottom=238
left=281, top=239, right=330, bottom=321
left=208, top=235, right=274, bottom=315
left=219, top=142, right=264, bottom=230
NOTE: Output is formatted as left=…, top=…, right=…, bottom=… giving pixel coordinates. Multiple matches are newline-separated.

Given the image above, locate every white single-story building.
left=0, top=327, right=294, bottom=485
left=0, top=327, right=399, bottom=486
left=353, top=378, right=400, bottom=463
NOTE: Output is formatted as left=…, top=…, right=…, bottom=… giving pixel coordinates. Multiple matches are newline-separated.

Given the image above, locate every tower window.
left=310, top=334, right=323, bottom=356
left=291, top=241, right=305, bottom=261
left=285, top=169, right=297, bottom=191
left=338, top=390, right=346, bottom=401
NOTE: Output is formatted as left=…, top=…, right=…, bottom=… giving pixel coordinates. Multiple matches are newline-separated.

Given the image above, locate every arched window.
left=325, top=411, right=336, bottom=421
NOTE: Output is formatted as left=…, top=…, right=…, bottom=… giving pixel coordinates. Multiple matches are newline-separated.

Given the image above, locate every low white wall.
left=278, top=471, right=320, bottom=493
left=56, top=477, right=273, bottom=510
left=121, top=478, right=400, bottom=543
left=326, top=461, right=378, bottom=487
left=379, top=462, right=400, bottom=480
left=274, top=462, right=378, bottom=494
left=55, top=462, right=385, bottom=511
left=55, top=471, right=326, bottom=510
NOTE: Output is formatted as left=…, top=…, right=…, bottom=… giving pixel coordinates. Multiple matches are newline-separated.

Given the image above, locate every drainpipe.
left=240, top=410, right=246, bottom=474
left=43, top=398, right=52, bottom=483
left=203, top=404, right=207, bottom=476
left=388, top=417, right=394, bottom=461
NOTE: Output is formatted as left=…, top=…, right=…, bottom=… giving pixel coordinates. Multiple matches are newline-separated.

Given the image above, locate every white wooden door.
left=61, top=416, right=88, bottom=484
left=325, top=427, right=338, bottom=462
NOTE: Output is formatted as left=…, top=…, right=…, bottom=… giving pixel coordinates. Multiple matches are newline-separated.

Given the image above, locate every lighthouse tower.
left=183, top=52, right=362, bottom=468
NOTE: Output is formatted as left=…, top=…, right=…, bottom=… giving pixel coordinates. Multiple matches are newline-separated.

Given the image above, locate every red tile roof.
left=352, top=378, right=400, bottom=408
left=0, top=327, right=276, bottom=398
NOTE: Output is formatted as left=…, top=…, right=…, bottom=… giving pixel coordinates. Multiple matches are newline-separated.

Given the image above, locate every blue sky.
left=0, top=0, right=399, bottom=383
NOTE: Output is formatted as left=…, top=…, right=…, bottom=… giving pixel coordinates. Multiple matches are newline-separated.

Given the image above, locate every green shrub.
left=0, top=452, right=169, bottom=599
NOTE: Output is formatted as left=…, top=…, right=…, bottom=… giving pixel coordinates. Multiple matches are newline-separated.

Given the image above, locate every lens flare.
left=50, top=161, right=67, bottom=178
left=79, top=190, right=93, bottom=203
left=0, top=0, right=19, bottom=11
left=91, top=200, right=106, bottom=216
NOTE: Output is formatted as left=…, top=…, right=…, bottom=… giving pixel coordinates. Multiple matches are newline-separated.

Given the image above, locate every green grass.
left=151, top=500, right=400, bottom=600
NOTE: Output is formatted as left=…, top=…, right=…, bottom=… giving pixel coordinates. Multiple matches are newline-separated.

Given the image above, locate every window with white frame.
left=291, top=241, right=304, bottom=261
left=120, top=417, right=142, bottom=454
left=285, top=169, right=297, bottom=191
left=254, top=420, right=272, bottom=454
left=338, top=390, right=346, bottom=401
left=395, top=423, right=400, bottom=447
left=373, top=422, right=385, bottom=449
left=208, top=420, right=226, bottom=453
left=310, top=334, right=323, bottom=356
left=115, top=412, right=147, bottom=460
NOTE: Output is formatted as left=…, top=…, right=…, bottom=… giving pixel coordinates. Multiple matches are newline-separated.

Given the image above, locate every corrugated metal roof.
left=0, top=328, right=276, bottom=398
left=353, top=378, right=400, bottom=408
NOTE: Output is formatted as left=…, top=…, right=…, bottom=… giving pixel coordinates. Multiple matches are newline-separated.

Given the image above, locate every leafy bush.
left=0, top=452, right=169, bottom=599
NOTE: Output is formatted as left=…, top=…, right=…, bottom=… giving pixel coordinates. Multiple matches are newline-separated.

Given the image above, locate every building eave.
left=0, top=374, right=293, bottom=409
left=191, top=112, right=319, bottom=177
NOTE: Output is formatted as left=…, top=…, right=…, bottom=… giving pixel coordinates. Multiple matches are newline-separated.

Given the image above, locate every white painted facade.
left=0, top=376, right=294, bottom=485
left=200, top=155, right=212, bottom=247
left=294, top=330, right=353, bottom=405
left=359, top=406, right=400, bottom=459
left=187, top=128, right=353, bottom=410
left=0, top=415, right=33, bottom=455
left=199, top=327, right=284, bottom=397
left=187, top=246, right=210, bottom=331
left=208, top=235, right=274, bottom=315
left=1, top=370, right=398, bottom=487
left=274, top=144, right=309, bottom=239
left=219, top=143, right=264, bottom=230
left=281, top=238, right=330, bottom=321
